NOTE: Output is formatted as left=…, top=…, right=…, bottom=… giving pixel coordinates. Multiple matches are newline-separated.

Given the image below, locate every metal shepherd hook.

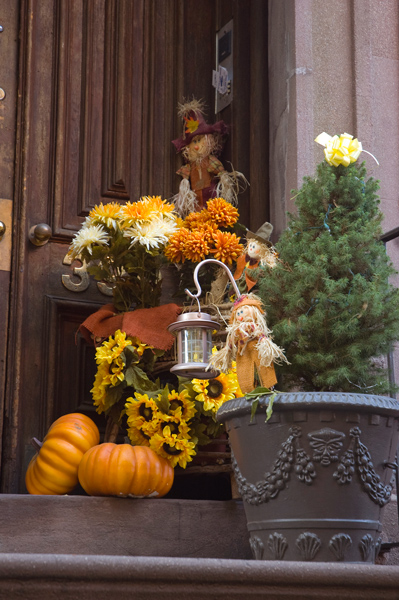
left=184, top=258, right=242, bottom=311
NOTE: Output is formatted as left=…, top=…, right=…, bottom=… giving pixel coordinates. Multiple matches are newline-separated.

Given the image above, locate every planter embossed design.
left=217, top=392, right=399, bottom=563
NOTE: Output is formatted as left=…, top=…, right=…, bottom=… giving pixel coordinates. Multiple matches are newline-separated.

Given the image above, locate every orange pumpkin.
left=25, top=413, right=100, bottom=495
left=78, top=443, right=174, bottom=498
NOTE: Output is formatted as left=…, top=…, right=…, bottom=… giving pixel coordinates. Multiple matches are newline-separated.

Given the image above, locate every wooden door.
left=1, top=0, right=269, bottom=493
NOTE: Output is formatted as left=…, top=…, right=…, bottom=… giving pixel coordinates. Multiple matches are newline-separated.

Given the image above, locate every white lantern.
left=168, top=258, right=241, bottom=379
left=168, top=312, right=220, bottom=379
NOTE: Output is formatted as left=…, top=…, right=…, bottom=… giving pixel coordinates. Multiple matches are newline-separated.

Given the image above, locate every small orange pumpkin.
left=25, top=413, right=100, bottom=495
left=78, top=443, right=174, bottom=498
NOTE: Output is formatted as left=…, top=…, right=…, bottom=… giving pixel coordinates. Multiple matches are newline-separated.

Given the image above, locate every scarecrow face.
left=235, top=305, right=252, bottom=322
left=185, top=134, right=211, bottom=161
left=247, top=240, right=262, bottom=259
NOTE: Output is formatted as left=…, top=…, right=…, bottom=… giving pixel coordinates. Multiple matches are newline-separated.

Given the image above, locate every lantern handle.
left=185, top=258, right=242, bottom=304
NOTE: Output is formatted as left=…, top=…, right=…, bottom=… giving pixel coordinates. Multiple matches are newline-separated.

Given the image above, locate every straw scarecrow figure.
left=234, top=222, right=278, bottom=293
left=208, top=294, right=288, bottom=394
left=172, top=98, right=247, bottom=216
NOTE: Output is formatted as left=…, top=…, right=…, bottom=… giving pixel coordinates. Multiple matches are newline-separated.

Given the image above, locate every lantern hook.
left=185, top=258, right=242, bottom=307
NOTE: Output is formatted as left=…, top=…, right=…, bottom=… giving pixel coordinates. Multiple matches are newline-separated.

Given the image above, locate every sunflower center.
left=207, top=379, right=223, bottom=398
left=163, top=421, right=180, bottom=436
left=163, top=443, right=182, bottom=456
left=169, top=399, right=183, bottom=412
left=139, top=405, right=154, bottom=421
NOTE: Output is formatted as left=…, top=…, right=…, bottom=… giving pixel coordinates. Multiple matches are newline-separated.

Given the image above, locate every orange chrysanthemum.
left=210, top=230, right=243, bottom=265
left=164, top=228, right=190, bottom=263
left=200, top=222, right=219, bottom=244
left=184, top=209, right=212, bottom=230
left=183, top=229, right=210, bottom=262
left=207, top=198, right=239, bottom=228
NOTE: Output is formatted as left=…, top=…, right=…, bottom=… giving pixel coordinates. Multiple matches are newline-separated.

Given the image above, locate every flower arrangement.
left=68, top=196, right=178, bottom=311
left=164, top=197, right=243, bottom=266
left=72, top=194, right=247, bottom=467
left=91, top=328, right=242, bottom=468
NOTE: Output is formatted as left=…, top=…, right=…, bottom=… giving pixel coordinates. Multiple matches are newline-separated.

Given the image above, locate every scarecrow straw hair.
left=177, top=97, right=206, bottom=120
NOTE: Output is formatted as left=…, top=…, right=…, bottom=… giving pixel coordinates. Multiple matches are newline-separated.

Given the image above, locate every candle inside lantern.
left=168, top=312, right=220, bottom=379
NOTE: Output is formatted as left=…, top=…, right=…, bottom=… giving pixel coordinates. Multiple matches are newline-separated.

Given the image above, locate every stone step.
left=1, top=553, right=399, bottom=599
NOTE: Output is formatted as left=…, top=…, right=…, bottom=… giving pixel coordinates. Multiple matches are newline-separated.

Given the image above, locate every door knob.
left=29, top=223, right=52, bottom=246
left=0, top=220, right=5, bottom=239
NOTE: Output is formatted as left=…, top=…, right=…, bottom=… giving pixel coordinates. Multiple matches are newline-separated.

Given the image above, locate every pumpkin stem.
left=31, top=437, right=43, bottom=452
left=104, top=418, right=119, bottom=443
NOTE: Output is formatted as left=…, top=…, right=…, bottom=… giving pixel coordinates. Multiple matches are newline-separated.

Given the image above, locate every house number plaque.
left=62, top=253, right=113, bottom=296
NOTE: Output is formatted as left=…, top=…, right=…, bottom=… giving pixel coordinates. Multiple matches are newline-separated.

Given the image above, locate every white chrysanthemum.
left=69, top=224, right=109, bottom=258
left=124, top=218, right=177, bottom=251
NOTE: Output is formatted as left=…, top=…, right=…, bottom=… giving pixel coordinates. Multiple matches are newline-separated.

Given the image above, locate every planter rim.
left=216, top=391, right=399, bottom=422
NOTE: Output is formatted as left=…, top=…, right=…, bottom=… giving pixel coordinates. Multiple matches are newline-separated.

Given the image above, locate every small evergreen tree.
left=258, top=160, right=399, bottom=394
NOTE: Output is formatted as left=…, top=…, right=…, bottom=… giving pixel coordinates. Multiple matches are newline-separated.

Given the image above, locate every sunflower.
left=206, top=197, right=239, bottom=228
left=91, top=364, right=110, bottom=413
left=88, top=202, right=123, bottom=229
left=157, top=411, right=191, bottom=439
left=150, top=425, right=196, bottom=468
left=68, top=224, right=109, bottom=259
left=125, top=393, right=160, bottom=431
left=192, top=372, right=238, bottom=412
left=129, top=336, right=151, bottom=357
left=125, top=424, right=151, bottom=447
left=183, top=229, right=210, bottom=262
left=164, top=228, right=190, bottom=263
left=95, top=330, right=131, bottom=365
left=168, top=389, right=196, bottom=421
left=210, top=230, right=243, bottom=265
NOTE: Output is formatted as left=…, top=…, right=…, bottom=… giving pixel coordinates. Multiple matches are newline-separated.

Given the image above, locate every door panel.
left=2, top=0, right=269, bottom=493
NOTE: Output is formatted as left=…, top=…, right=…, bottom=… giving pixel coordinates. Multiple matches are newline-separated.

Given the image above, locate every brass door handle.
left=29, top=223, right=52, bottom=246
left=0, top=220, right=5, bottom=239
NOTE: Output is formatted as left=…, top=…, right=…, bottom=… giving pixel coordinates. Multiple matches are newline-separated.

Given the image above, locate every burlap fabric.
left=79, top=303, right=181, bottom=350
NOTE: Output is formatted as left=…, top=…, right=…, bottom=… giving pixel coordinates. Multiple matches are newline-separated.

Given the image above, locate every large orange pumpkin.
left=25, top=413, right=100, bottom=495
left=78, top=443, right=174, bottom=498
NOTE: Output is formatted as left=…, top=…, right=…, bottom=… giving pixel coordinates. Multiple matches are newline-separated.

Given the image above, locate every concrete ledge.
left=0, top=495, right=251, bottom=559
left=1, top=554, right=399, bottom=599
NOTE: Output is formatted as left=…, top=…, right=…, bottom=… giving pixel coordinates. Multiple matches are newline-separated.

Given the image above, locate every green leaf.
left=250, top=398, right=259, bottom=423
left=265, top=392, right=277, bottom=422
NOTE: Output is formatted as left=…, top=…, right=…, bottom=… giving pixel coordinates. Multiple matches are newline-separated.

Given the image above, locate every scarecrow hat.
left=246, top=221, right=273, bottom=247
left=230, top=294, right=264, bottom=323
left=172, top=98, right=229, bottom=153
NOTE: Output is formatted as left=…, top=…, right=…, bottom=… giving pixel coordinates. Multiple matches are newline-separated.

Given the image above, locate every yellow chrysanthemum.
left=120, top=196, right=175, bottom=225
left=193, top=372, right=238, bottom=412
left=120, top=198, right=156, bottom=224
left=183, top=229, right=210, bottom=262
left=168, top=389, right=196, bottom=421
left=150, top=425, right=196, bottom=468
left=88, top=202, right=123, bottom=229
left=206, top=197, right=239, bottom=228
left=143, top=195, right=175, bottom=217
left=210, top=230, right=243, bottom=265
left=164, top=228, right=190, bottom=263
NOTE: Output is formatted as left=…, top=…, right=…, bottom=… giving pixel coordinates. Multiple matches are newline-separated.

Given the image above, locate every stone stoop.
left=1, top=554, right=399, bottom=599
left=1, top=494, right=399, bottom=598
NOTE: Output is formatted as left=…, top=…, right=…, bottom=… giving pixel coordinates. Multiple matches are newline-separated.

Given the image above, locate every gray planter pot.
left=217, top=392, right=399, bottom=563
